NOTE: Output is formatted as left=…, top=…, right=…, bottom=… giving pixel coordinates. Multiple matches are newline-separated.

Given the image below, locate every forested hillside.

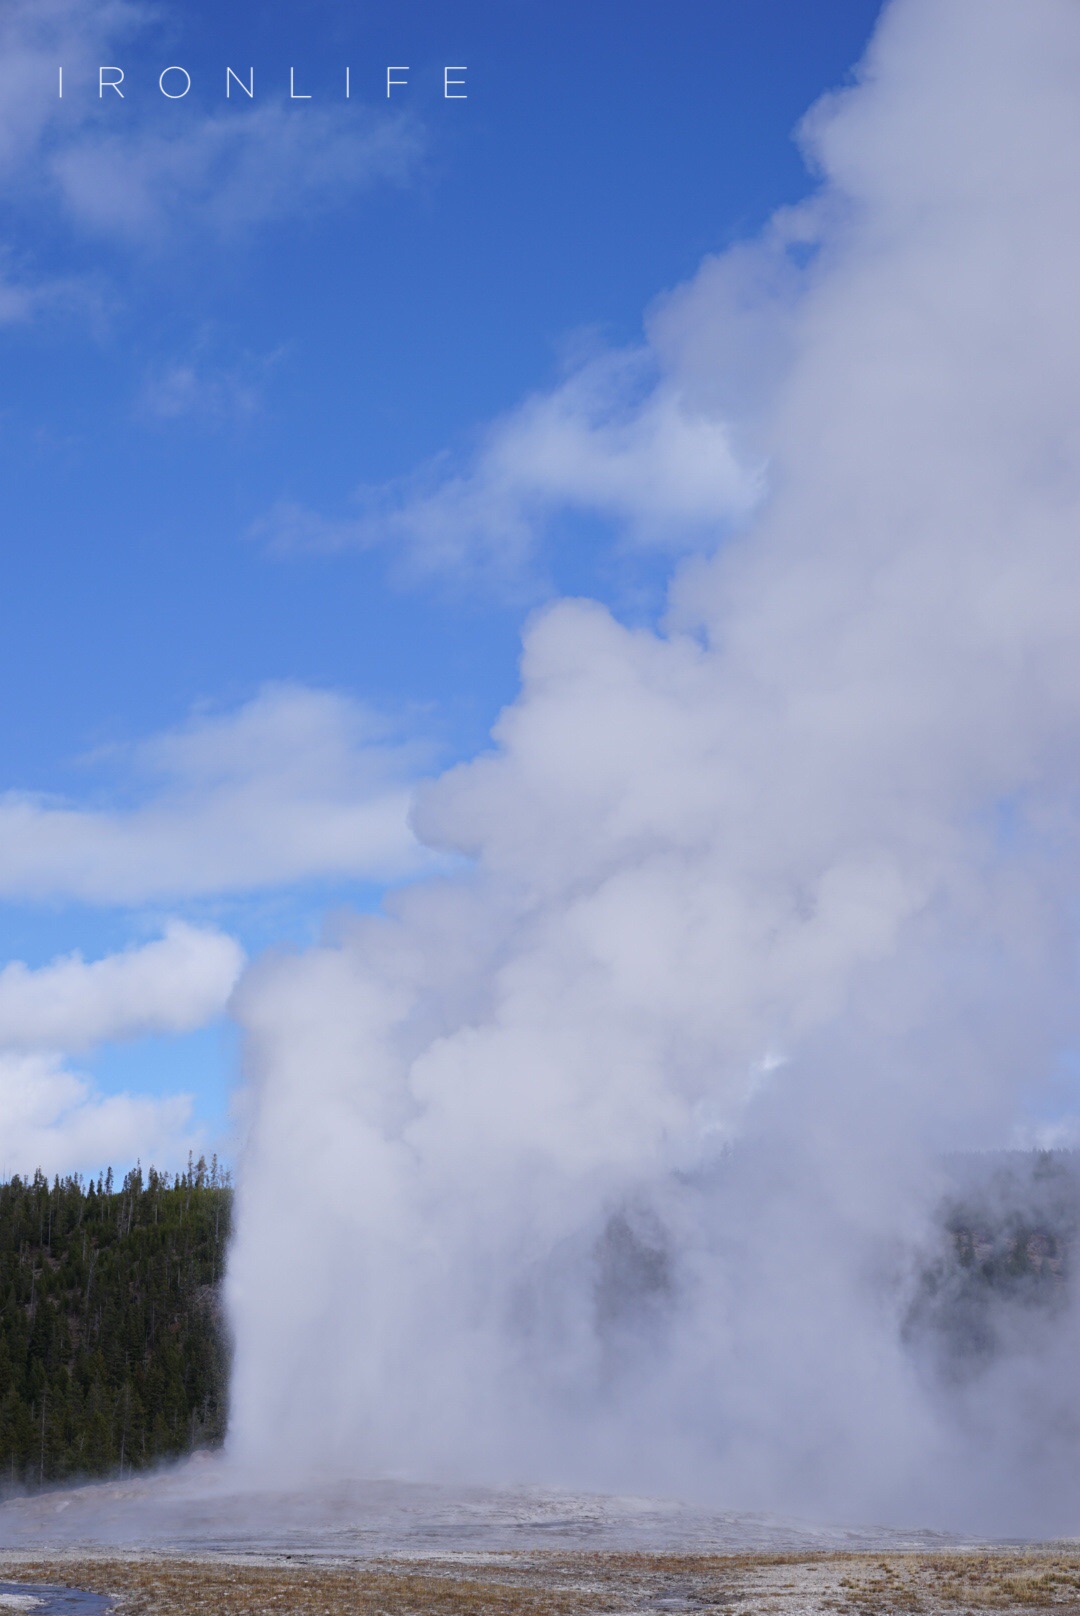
left=0, top=1159, right=230, bottom=1488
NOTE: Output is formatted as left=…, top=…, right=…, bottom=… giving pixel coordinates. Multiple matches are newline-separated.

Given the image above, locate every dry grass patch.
left=0, top=1557, right=608, bottom=1616
left=0, top=1551, right=780, bottom=1615
left=815, top=1551, right=1080, bottom=1613
left=4, top=1548, right=1080, bottom=1616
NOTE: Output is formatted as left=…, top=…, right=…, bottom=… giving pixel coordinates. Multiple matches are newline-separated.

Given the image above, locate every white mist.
left=226, top=0, right=1080, bottom=1536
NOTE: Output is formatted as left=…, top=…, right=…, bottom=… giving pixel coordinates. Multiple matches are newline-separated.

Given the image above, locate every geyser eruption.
left=226, top=0, right=1080, bottom=1534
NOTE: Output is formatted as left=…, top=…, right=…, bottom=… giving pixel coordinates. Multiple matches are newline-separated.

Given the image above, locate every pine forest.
left=0, top=1160, right=230, bottom=1489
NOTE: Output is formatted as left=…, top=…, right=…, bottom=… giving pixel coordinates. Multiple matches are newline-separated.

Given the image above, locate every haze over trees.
left=0, top=1158, right=230, bottom=1487
left=0, top=1144, right=1072, bottom=1497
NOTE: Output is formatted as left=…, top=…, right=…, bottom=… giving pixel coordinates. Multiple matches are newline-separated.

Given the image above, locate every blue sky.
left=0, top=0, right=885, bottom=1172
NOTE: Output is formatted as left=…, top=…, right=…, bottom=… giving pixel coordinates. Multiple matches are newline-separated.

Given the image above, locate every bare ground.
left=5, top=1549, right=1080, bottom=1615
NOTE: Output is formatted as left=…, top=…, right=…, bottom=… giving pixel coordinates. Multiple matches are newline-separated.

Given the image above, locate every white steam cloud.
left=227, top=0, right=1080, bottom=1534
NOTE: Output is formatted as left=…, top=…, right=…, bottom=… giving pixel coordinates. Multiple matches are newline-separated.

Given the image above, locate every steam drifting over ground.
left=225, top=0, right=1080, bottom=1538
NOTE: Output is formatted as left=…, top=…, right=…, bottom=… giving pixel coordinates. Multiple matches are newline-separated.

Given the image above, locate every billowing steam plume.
left=226, top=0, right=1080, bottom=1535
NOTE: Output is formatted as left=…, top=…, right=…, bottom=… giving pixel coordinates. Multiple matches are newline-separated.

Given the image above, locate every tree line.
left=0, top=1157, right=230, bottom=1489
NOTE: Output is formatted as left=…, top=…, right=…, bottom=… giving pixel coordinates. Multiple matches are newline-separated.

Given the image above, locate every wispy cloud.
left=0, top=0, right=146, bottom=180
left=137, top=339, right=284, bottom=422
left=0, top=247, right=101, bottom=325
left=0, top=685, right=430, bottom=905
left=51, top=103, right=421, bottom=248
left=253, top=349, right=763, bottom=588
left=0, top=0, right=424, bottom=319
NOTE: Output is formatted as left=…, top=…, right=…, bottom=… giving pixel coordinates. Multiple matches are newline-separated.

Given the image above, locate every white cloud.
left=254, top=349, right=762, bottom=585
left=0, top=685, right=428, bottom=904
left=0, top=923, right=242, bottom=1179
left=0, top=921, right=243, bottom=1051
left=0, top=1051, right=199, bottom=1181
